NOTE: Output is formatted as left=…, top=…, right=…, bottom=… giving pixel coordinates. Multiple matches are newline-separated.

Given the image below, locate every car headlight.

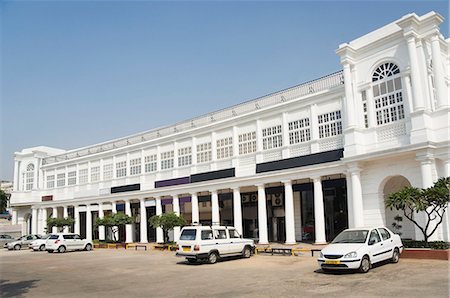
left=319, top=252, right=324, bottom=258
left=344, top=251, right=357, bottom=258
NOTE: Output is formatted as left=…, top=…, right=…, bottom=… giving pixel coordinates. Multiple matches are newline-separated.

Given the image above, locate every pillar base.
left=285, top=241, right=297, bottom=245
left=314, top=241, right=327, bottom=245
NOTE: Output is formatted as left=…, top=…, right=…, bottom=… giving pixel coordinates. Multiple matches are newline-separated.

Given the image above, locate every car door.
left=378, top=227, right=395, bottom=261
left=213, top=229, right=229, bottom=255
left=228, top=229, right=243, bottom=254
left=62, top=234, right=74, bottom=250
left=73, top=234, right=84, bottom=250
left=367, top=229, right=384, bottom=263
left=24, top=235, right=34, bottom=246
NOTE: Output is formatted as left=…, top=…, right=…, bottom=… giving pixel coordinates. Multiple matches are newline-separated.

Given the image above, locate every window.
left=91, top=166, right=100, bottom=182
left=63, top=235, right=74, bottom=240
left=144, top=155, right=157, bottom=173
left=161, top=151, right=174, bottom=170
left=79, top=168, right=88, bottom=184
left=197, top=142, right=212, bottom=163
left=201, top=230, right=213, bottom=240
left=318, top=111, right=342, bottom=138
left=130, top=158, right=141, bottom=175
left=216, top=137, right=233, bottom=159
left=178, top=147, right=192, bottom=166
left=362, top=91, right=368, bottom=128
left=57, top=173, right=66, bottom=187
left=116, top=161, right=127, bottom=178
left=68, top=171, right=77, bottom=185
left=25, top=163, right=34, bottom=191
left=103, top=163, right=113, bottom=180
left=214, top=229, right=227, bottom=239
left=47, top=175, right=55, bottom=189
left=180, top=229, right=196, bottom=240
left=378, top=228, right=391, bottom=240
left=238, top=132, right=256, bottom=155
left=368, top=229, right=381, bottom=244
left=372, top=64, right=404, bottom=126
left=262, top=125, right=283, bottom=150
left=288, top=118, right=311, bottom=145
left=228, top=229, right=241, bottom=239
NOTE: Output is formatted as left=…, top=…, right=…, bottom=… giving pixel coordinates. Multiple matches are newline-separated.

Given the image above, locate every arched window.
left=371, top=63, right=405, bottom=125
left=25, top=163, right=34, bottom=191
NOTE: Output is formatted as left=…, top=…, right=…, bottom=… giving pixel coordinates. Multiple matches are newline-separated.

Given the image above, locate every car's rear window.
left=180, top=229, right=196, bottom=241
left=48, top=235, right=59, bottom=240
left=201, top=230, right=213, bottom=240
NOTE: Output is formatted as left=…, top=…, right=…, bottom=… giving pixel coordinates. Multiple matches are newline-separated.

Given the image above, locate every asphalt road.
left=0, top=248, right=448, bottom=297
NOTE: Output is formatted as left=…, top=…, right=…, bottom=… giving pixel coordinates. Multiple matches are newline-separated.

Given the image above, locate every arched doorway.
left=382, top=176, right=415, bottom=240
left=23, top=213, right=32, bottom=235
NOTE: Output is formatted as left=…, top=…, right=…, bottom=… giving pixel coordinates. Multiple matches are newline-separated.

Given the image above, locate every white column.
left=86, top=205, right=92, bottom=241
left=111, top=201, right=118, bottom=241
left=233, top=188, right=243, bottom=235
left=12, top=209, right=18, bottom=225
left=52, top=207, right=58, bottom=233
left=349, top=167, right=364, bottom=228
left=191, top=193, right=199, bottom=224
left=74, top=206, right=80, bottom=235
left=419, top=157, right=441, bottom=241
left=211, top=190, right=220, bottom=225
left=442, top=160, right=450, bottom=242
left=343, top=62, right=356, bottom=128
left=31, top=208, right=38, bottom=234
left=172, top=195, right=180, bottom=241
left=257, top=184, right=269, bottom=244
left=98, top=203, right=105, bottom=241
left=125, top=200, right=133, bottom=243
left=406, top=36, right=425, bottom=111
left=156, top=198, right=164, bottom=243
left=41, top=208, right=48, bottom=234
left=283, top=181, right=296, bottom=244
left=63, top=206, right=69, bottom=233
left=313, top=178, right=326, bottom=244
left=140, top=199, right=148, bottom=243
left=13, top=161, right=19, bottom=191
left=430, top=34, right=448, bottom=109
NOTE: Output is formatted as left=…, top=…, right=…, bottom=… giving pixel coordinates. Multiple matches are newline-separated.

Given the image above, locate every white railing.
left=43, top=71, right=344, bottom=165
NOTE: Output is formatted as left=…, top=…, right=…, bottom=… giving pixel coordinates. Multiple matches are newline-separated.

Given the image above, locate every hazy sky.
left=1, top=1, right=448, bottom=181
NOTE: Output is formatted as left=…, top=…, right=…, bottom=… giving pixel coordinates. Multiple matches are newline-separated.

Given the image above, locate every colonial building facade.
left=10, top=12, right=450, bottom=244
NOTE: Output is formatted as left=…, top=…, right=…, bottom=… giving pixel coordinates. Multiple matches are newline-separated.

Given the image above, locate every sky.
left=1, top=0, right=448, bottom=181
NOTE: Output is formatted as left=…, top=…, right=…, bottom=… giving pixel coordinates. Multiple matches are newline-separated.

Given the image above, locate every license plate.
left=324, top=260, right=341, bottom=264
left=183, top=247, right=190, bottom=252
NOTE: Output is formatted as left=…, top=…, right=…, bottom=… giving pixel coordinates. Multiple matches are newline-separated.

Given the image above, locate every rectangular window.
left=79, top=168, right=88, bottom=184
left=130, top=158, right=141, bottom=175
left=288, top=118, right=311, bottom=145
left=262, top=125, right=283, bottom=150
left=318, top=111, right=342, bottom=139
left=144, top=155, right=157, bottom=173
left=238, top=131, right=256, bottom=155
left=26, top=172, right=34, bottom=191
left=374, top=80, right=405, bottom=126
left=362, top=91, right=368, bottom=128
left=68, top=171, right=77, bottom=185
left=197, top=142, right=212, bottom=163
left=57, top=173, right=66, bottom=187
left=46, top=175, right=55, bottom=189
left=161, top=151, right=174, bottom=170
left=91, top=166, right=100, bottom=182
left=103, top=163, right=113, bottom=180
left=178, top=147, right=192, bottom=167
left=116, top=161, right=127, bottom=178
left=216, top=137, right=233, bottom=159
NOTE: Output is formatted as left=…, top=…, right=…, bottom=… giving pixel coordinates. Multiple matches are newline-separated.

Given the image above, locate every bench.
left=270, top=247, right=292, bottom=256
left=310, top=248, right=321, bottom=257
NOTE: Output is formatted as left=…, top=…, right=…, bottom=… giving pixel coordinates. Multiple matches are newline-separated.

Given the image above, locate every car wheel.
left=187, top=258, right=197, bottom=264
left=208, top=252, right=219, bottom=264
left=85, top=244, right=92, bottom=251
left=359, top=255, right=371, bottom=273
left=391, top=248, right=400, bottom=263
left=14, top=244, right=21, bottom=250
left=242, top=246, right=251, bottom=258
left=39, top=244, right=45, bottom=251
left=58, top=246, right=66, bottom=253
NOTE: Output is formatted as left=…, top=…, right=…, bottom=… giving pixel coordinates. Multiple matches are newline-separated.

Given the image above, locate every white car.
left=46, top=233, right=93, bottom=253
left=176, top=225, right=255, bottom=264
left=6, top=234, right=42, bottom=250
left=29, top=234, right=51, bottom=251
left=317, top=227, right=403, bottom=273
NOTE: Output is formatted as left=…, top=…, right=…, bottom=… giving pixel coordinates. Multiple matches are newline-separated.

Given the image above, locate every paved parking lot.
left=0, top=248, right=448, bottom=297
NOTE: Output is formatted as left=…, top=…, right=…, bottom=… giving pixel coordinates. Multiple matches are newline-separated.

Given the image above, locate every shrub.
left=402, top=240, right=449, bottom=250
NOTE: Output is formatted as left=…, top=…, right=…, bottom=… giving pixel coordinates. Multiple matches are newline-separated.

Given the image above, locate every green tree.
left=47, top=217, right=76, bottom=232
left=386, top=177, right=450, bottom=243
left=95, top=213, right=134, bottom=242
left=149, top=212, right=186, bottom=243
left=0, top=189, right=8, bottom=213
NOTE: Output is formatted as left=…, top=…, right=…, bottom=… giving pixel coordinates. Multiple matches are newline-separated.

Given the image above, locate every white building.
left=10, top=12, right=449, bottom=244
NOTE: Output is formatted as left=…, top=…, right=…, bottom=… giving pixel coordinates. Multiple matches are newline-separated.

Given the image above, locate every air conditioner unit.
left=241, top=194, right=250, bottom=203
left=272, top=193, right=283, bottom=206
left=250, top=194, right=257, bottom=202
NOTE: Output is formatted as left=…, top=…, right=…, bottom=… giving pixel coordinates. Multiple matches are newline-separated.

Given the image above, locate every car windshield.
left=331, top=230, right=369, bottom=244
left=179, top=229, right=196, bottom=241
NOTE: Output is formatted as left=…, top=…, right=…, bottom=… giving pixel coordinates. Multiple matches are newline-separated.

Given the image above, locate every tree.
left=47, top=217, right=75, bottom=232
left=0, top=190, right=8, bottom=213
left=386, top=177, right=450, bottom=243
left=95, top=213, right=134, bottom=242
left=149, top=212, right=186, bottom=243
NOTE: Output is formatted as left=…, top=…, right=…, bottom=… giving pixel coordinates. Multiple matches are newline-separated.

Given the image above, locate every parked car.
left=29, top=234, right=51, bottom=251
left=0, top=234, right=14, bottom=248
left=317, top=227, right=403, bottom=273
left=6, top=234, right=43, bottom=250
left=176, top=225, right=255, bottom=264
left=46, top=233, right=93, bottom=253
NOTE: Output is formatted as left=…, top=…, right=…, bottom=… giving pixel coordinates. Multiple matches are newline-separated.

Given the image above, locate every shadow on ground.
left=0, top=279, right=39, bottom=297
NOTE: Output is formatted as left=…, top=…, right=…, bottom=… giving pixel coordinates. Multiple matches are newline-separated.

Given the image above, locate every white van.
left=176, top=225, right=255, bottom=264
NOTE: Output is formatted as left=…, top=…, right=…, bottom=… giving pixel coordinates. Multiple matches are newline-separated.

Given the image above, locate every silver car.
left=7, top=234, right=42, bottom=250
